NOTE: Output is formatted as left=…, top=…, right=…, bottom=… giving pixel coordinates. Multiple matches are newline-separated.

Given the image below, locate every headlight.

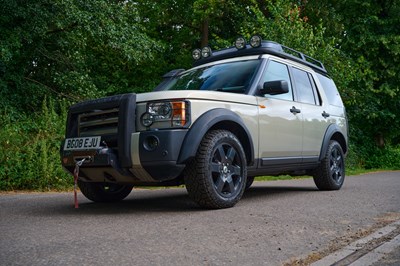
left=141, top=100, right=190, bottom=128
left=149, top=102, right=172, bottom=118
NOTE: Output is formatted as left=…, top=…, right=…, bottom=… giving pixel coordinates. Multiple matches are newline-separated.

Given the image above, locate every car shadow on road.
left=81, top=193, right=199, bottom=213
left=41, top=189, right=206, bottom=216
left=37, top=185, right=319, bottom=216
left=243, top=185, right=318, bottom=200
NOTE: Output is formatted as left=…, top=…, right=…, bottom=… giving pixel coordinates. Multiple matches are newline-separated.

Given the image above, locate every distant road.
left=0, top=171, right=399, bottom=265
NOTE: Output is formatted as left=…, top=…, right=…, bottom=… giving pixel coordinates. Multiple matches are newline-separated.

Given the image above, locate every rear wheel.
left=184, top=130, right=247, bottom=209
left=313, top=140, right=345, bottom=190
left=78, top=181, right=133, bottom=202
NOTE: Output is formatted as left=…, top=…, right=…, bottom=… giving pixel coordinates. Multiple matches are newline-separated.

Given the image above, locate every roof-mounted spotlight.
left=201, top=46, right=212, bottom=58
left=250, top=35, right=262, bottom=48
left=192, top=49, right=202, bottom=60
left=235, top=37, right=247, bottom=50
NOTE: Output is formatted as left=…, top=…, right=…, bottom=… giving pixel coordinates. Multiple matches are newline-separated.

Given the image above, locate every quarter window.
left=292, top=68, right=316, bottom=105
left=316, top=73, right=343, bottom=107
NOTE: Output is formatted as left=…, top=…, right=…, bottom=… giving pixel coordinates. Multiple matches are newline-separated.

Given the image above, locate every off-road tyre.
left=78, top=181, right=133, bottom=202
left=184, top=130, right=247, bottom=209
left=245, top=176, right=255, bottom=190
left=313, top=140, right=345, bottom=190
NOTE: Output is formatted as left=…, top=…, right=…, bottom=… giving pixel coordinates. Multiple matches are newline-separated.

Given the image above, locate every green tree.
left=303, top=0, right=400, bottom=148
left=0, top=0, right=163, bottom=190
left=0, top=0, right=162, bottom=115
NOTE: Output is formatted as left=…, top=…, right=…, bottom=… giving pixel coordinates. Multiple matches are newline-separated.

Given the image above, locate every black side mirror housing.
left=260, top=80, right=289, bottom=95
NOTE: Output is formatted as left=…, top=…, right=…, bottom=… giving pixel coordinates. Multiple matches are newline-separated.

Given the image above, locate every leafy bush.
left=346, top=142, right=400, bottom=170
left=0, top=98, right=71, bottom=190
left=363, top=147, right=400, bottom=169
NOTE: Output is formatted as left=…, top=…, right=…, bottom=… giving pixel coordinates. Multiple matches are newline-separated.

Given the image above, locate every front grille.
left=79, top=108, right=119, bottom=137
left=65, top=93, right=136, bottom=168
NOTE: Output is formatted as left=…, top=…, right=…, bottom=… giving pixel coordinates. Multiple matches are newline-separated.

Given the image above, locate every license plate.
left=64, top=136, right=101, bottom=151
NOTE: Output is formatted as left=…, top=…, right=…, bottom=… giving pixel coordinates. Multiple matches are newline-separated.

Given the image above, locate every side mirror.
left=260, top=80, right=289, bottom=95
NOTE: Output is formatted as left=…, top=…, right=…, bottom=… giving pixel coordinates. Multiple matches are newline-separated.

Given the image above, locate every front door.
left=257, top=60, right=303, bottom=166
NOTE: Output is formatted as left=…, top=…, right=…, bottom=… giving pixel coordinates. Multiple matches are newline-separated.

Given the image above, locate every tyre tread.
left=184, top=130, right=247, bottom=209
left=313, top=140, right=345, bottom=191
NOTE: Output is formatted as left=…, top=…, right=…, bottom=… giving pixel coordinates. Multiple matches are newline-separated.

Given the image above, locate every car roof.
left=193, top=40, right=327, bottom=75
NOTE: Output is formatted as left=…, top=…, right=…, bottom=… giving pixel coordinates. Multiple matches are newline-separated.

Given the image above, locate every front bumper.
left=61, top=147, right=138, bottom=183
left=61, top=129, right=188, bottom=184
left=138, top=129, right=187, bottom=181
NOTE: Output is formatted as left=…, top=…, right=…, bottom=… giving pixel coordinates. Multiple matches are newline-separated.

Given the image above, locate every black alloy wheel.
left=184, top=130, right=247, bottom=209
left=313, top=140, right=345, bottom=190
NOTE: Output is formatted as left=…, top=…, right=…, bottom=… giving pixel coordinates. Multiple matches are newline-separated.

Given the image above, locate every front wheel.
left=184, top=130, right=247, bottom=209
left=313, top=140, right=345, bottom=190
left=245, top=176, right=255, bottom=190
left=78, top=181, right=133, bottom=202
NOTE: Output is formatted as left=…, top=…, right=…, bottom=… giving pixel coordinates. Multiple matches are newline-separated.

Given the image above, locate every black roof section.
left=193, top=41, right=327, bottom=74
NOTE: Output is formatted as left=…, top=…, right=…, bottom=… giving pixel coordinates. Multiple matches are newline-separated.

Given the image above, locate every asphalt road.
left=0, top=171, right=399, bottom=266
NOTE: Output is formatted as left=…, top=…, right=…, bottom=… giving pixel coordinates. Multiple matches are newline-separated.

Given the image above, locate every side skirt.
left=247, top=157, right=319, bottom=176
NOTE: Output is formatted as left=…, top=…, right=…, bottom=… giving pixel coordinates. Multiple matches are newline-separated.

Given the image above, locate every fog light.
left=250, top=35, right=262, bottom=48
left=235, top=37, right=246, bottom=49
left=141, top=112, right=153, bottom=127
left=201, top=46, right=212, bottom=58
left=192, top=49, right=202, bottom=60
left=144, top=136, right=159, bottom=151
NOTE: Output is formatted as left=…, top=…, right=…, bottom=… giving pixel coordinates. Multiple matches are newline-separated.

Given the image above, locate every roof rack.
left=192, top=38, right=327, bottom=74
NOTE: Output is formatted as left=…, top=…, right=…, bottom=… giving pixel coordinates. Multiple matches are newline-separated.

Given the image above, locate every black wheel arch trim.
left=177, top=108, right=254, bottom=166
left=319, top=124, right=348, bottom=161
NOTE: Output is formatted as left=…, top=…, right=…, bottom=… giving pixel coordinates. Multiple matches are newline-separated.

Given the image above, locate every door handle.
left=322, top=111, right=330, bottom=118
left=290, top=106, right=301, bottom=114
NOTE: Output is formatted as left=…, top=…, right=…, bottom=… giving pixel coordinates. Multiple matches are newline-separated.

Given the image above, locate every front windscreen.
left=163, top=59, right=260, bottom=93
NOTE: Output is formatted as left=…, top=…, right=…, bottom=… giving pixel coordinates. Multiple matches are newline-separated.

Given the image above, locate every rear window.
left=316, top=73, right=344, bottom=107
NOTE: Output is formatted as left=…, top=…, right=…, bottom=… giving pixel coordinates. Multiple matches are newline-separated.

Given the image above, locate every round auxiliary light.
left=201, top=46, right=212, bottom=58
left=250, top=35, right=262, bottom=48
left=235, top=37, right=247, bottom=50
left=192, top=49, right=202, bottom=60
left=141, top=112, right=154, bottom=127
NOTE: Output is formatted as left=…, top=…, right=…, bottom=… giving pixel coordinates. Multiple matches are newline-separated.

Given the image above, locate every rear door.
left=290, top=67, right=328, bottom=160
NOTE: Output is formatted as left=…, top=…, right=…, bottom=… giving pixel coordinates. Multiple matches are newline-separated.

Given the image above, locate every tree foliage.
left=303, top=0, right=400, bottom=147
left=0, top=0, right=162, bottom=115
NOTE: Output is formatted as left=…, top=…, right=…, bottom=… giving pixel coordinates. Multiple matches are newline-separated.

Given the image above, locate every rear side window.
left=316, top=73, right=344, bottom=107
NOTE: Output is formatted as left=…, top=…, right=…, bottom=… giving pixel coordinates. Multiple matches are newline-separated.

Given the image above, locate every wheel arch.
left=177, top=108, right=254, bottom=166
left=319, top=124, right=348, bottom=161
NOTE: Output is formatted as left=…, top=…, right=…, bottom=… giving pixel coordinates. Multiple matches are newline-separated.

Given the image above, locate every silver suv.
left=61, top=36, right=348, bottom=209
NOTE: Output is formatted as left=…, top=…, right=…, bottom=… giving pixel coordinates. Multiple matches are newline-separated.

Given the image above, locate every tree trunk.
left=200, top=19, right=209, bottom=47
left=375, top=133, right=385, bottom=148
